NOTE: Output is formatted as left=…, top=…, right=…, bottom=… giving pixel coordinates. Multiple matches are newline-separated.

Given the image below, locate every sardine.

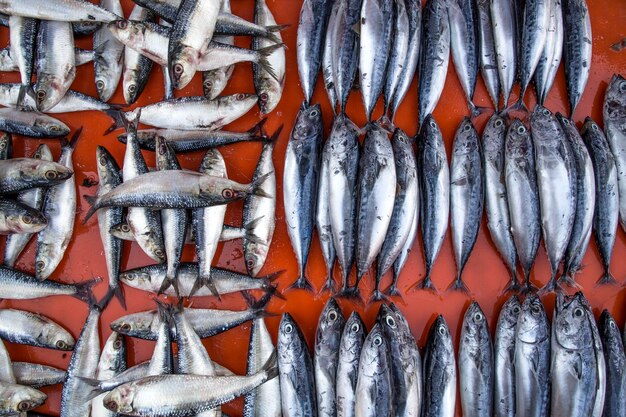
left=336, top=311, right=365, bottom=417
left=0, top=108, right=70, bottom=138
left=0, top=84, right=116, bottom=113
left=0, top=157, right=72, bottom=195
left=421, top=315, right=456, bottom=417
left=91, top=331, right=126, bottom=417
left=603, top=74, right=626, bottom=231
left=0, top=266, right=98, bottom=302
left=517, top=0, right=551, bottom=106
left=0, top=309, right=74, bottom=350
left=598, top=309, right=626, bottom=417
left=332, top=0, right=362, bottom=113
left=93, top=0, right=124, bottom=101
left=534, top=0, right=563, bottom=105
left=0, top=199, right=46, bottom=234
left=8, top=16, right=37, bottom=90
left=355, top=323, right=392, bottom=417
left=494, top=295, right=521, bottom=417
left=122, top=5, right=155, bottom=105
left=0, top=381, right=46, bottom=414
left=203, top=0, right=233, bottom=100
left=12, top=362, right=65, bottom=389
left=476, top=0, right=500, bottom=109
left=0, top=0, right=120, bottom=22
left=562, top=0, right=592, bottom=117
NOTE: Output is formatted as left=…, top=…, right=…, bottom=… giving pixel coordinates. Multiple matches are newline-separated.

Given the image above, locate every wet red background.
left=0, top=1, right=624, bottom=416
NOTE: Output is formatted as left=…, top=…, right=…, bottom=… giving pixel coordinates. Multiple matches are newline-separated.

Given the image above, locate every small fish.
left=0, top=0, right=119, bottom=21
left=336, top=311, right=366, bottom=417
left=278, top=313, right=316, bottom=416
left=476, top=0, right=500, bottom=109
left=382, top=0, right=410, bottom=120
left=491, top=0, right=517, bottom=107
left=0, top=309, right=74, bottom=350
left=122, top=5, right=155, bottom=105
left=0, top=157, right=72, bottom=195
left=562, top=0, right=592, bottom=117
left=253, top=1, right=284, bottom=114
left=202, top=1, right=233, bottom=100
left=8, top=15, right=37, bottom=90
left=283, top=103, right=323, bottom=291
left=12, top=362, right=66, bottom=388
left=355, top=323, right=392, bottom=417
left=449, top=118, right=483, bottom=293
left=421, top=315, right=456, bottom=417
left=91, top=331, right=126, bottom=417
left=0, top=266, right=98, bottom=302
left=0, top=84, right=116, bottom=113
left=581, top=117, right=619, bottom=285
left=598, top=309, right=626, bottom=417
left=459, top=302, right=493, bottom=417
left=317, top=136, right=337, bottom=293
left=93, top=0, right=124, bottom=101
left=332, top=0, right=362, bottom=113
left=0, top=381, right=47, bottom=414
left=534, top=0, right=563, bottom=105
left=603, top=74, right=626, bottom=231
left=505, top=120, right=541, bottom=291
left=0, top=199, right=47, bottom=234
left=494, top=295, right=521, bottom=417
left=0, top=108, right=70, bottom=138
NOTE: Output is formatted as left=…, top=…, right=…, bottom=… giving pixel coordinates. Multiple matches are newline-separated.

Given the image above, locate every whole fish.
left=36, top=131, right=80, bottom=280
left=562, top=0, right=592, bottom=117
left=94, top=146, right=124, bottom=307
left=517, top=0, right=551, bottom=106
left=0, top=381, right=46, bottom=414
left=383, top=0, right=410, bottom=119
left=0, top=0, right=119, bottom=22
left=378, top=304, right=422, bottom=417
left=359, top=0, right=394, bottom=120
left=352, top=123, right=396, bottom=298
left=534, top=0, right=563, bottom=105
left=355, top=323, right=392, bottom=417
left=550, top=292, right=597, bottom=417
left=277, top=313, right=317, bottom=416
left=421, top=315, right=456, bottom=417
left=283, top=103, right=323, bottom=291
left=327, top=115, right=360, bottom=291
left=449, top=118, right=483, bottom=292
left=93, top=0, right=124, bottom=101
left=558, top=114, right=594, bottom=284
left=530, top=105, right=576, bottom=292
left=0, top=157, right=72, bottom=195
left=297, top=0, right=333, bottom=104
left=243, top=318, right=281, bottom=417
left=418, top=0, right=450, bottom=126
left=0, top=266, right=98, bottom=302
left=505, top=120, right=541, bottom=291
left=482, top=115, right=518, bottom=290
left=476, top=0, right=500, bottom=109
left=253, top=0, right=286, bottom=114
left=8, top=16, right=37, bottom=89
left=0, top=85, right=117, bottom=113
left=315, top=298, right=345, bottom=416
left=448, top=0, right=481, bottom=115
left=494, top=295, right=521, bottom=417
left=459, top=302, right=493, bottom=417
left=332, top=0, right=362, bottom=112
left=0, top=199, right=47, bottom=234
left=317, top=137, right=337, bottom=293
left=322, top=0, right=340, bottom=110
left=122, top=5, right=155, bottom=105
left=603, top=74, right=626, bottom=231
left=415, top=116, right=449, bottom=292
left=336, top=312, right=366, bottom=417
left=515, top=294, right=550, bottom=417
left=491, top=0, right=517, bottom=107
left=91, top=331, right=126, bottom=417
left=375, top=129, right=418, bottom=300
left=167, top=0, right=221, bottom=89
left=34, top=20, right=76, bottom=111
left=12, top=362, right=66, bottom=388
left=598, top=309, right=626, bottom=417
left=0, top=309, right=74, bottom=350
left=582, top=117, right=619, bottom=285
left=390, top=203, right=418, bottom=295
left=0, top=108, right=70, bottom=138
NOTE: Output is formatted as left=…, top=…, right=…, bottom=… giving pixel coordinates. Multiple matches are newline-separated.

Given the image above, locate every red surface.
left=0, top=1, right=625, bottom=416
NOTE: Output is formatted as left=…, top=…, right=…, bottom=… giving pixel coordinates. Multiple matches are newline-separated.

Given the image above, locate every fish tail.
left=157, top=274, right=180, bottom=298
left=266, top=23, right=290, bottom=33
left=384, top=280, right=402, bottom=298
left=244, top=287, right=275, bottom=315
left=412, top=274, right=437, bottom=294
left=261, top=349, right=279, bottom=380
left=76, top=377, right=106, bottom=401
left=538, top=273, right=561, bottom=295
left=502, top=274, right=521, bottom=295
left=377, top=114, right=395, bottom=133
left=15, top=84, right=30, bottom=110
left=72, top=277, right=102, bottom=305
left=469, top=102, right=490, bottom=119
left=286, top=273, right=314, bottom=293
left=63, top=126, right=83, bottom=151
left=82, top=195, right=100, bottom=223
left=102, top=284, right=126, bottom=310
left=262, top=27, right=286, bottom=46
left=247, top=117, right=268, bottom=137
left=256, top=44, right=283, bottom=82
left=266, top=124, right=283, bottom=148
left=154, top=298, right=175, bottom=324
left=319, top=269, right=336, bottom=295
left=369, top=289, right=389, bottom=305
left=241, top=217, right=265, bottom=245
left=250, top=171, right=273, bottom=198
left=558, top=270, right=582, bottom=289
left=596, top=269, right=617, bottom=286
left=102, top=109, right=126, bottom=135
left=521, top=274, right=538, bottom=294
left=447, top=276, right=470, bottom=294
left=336, top=286, right=363, bottom=305
left=189, top=274, right=220, bottom=298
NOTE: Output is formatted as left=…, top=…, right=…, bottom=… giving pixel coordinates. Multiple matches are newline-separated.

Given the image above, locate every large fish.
left=534, top=0, right=563, bottom=105
left=603, top=74, right=626, bottom=231
left=355, top=323, right=392, bottom=417
left=0, top=266, right=97, bottom=302
left=421, top=316, right=456, bottom=417
left=283, top=103, right=323, bottom=291
left=336, top=312, right=366, bottom=417
left=332, top=0, right=362, bottom=113
left=0, top=157, right=72, bottom=195
left=0, top=199, right=47, bottom=235
left=598, top=309, right=626, bottom=417
left=322, top=0, right=340, bottom=110
left=0, top=381, right=46, bottom=414
left=382, top=0, right=410, bottom=120
left=494, top=295, right=521, bottom=417
left=562, top=0, right=592, bottom=117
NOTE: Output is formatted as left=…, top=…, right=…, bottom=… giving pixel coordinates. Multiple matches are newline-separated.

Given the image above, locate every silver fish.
left=0, top=108, right=70, bottom=138
left=322, top=0, right=340, bottom=110
left=0, top=381, right=46, bottom=414
left=476, top=0, right=500, bottom=109
left=0, top=309, right=74, bottom=350
left=159, top=19, right=175, bottom=101
left=534, top=0, right=563, bottom=105
left=582, top=117, right=619, bottom=285
left=603, top=74, right=626, bottom=231
left=383, top=0, right=409, bottom=119
left=390, top=202, right=418, bottom=295
left=598, top=309, right=626, bottom=417
left=482, top=115, right=518, bottom=290
left=93, top=0, right=124, bottom=101
left=421, top=315, right=456, bottom=417
left=491, top=0, right=517, bottom=107
left=145, top=301, right=173, bottom=376
left=12, top=362, right=65, bottom=388
left=317, top=135, right=337, bottom=293
left=203, top=0, right=233, bottom=101
left=449, top=118, right=483, bottom=293
left=459, top=302, right=493, bottom=417
left=505, top=120, right=541, bottom=291
left=332, top=0, right=362, bottom=113
left=315, top=298, right=345, bottom=417
left=0, top=157, right=72, bottom=195
left=0, top=199, right=47, bottom=235
left=517, top=0, right=551, bottom=106
left=0, top=266, right=97, bottom=302
left=122, top=5, right=155, bottom=105
left=494, top=295, right=521, bottom=417
left=355, top=323, right=392, bottom=417
left=562, top=0, right=592, bottom=117
left=515, top=294, right=550, bottom=417
left=587, top=300, right=606, bottom=417
left=336, top=312, right=365, bottom=417
left=0, top=0, right=119, bottom=22
left=8, top=16, right=37, bottom=89
left=0, top=84, right=116, bottom=113
left=92, top=331, right=126, bottom=417
left=36, top=131, right=80, bottom=280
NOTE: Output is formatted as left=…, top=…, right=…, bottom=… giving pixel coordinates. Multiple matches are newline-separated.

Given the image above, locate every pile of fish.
left=277, top=294, right=626, bottom=417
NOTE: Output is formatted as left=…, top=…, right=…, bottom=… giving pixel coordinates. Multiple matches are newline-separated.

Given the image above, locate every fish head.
left=123, top=69, right=141, bottom=104
left=0, top=132, right=11, bottom=156
left=32, top=115, right=71, bottom=138
left=14, top=160, right=72, bottom=190
left=257, top=78, right=283, bottom=115
left=33, top=73, right=74, bottom=112
left=554, top=292, right=593, bottom=350
left=3, top=207, right=47, bottom=234
left=453, top=117, right=479, bottom=155
left=499, top=295, right=521, bottom=330
left=599, top=309, right=622, bottom=358
left=244, top=242, right=268, bottom=277
left=517, top=295, right=549, bottom=344
left=103, top=384, right=136, bottom=414
left=199, top=176, right=248, bottom=204
left=339, top=312, right=366, bottom=360
left=505, top=120, right=532, bottom=158
left=110, top=311, right=158, bottom=338
left=581, top=117, right=602, bottom=140
left=108, top=20, right=145, bottom=49
left=315, top=298, right=345, bottom=353
left=0, top=384, right=47, bottom=413
left=35, top=243, right=64, bottom=280
left=109, top=222, right=134, bottom=240
left=604, top=74, right=626, bottom=122
left=100, top=331, right=127, bottom=372
left=39, top=322, right=74, bottom=351
left=96, top=145, right=121, bottom=188
left=483, top=114, right=507, bottom=157
left=95, top=73, right=117, bottom=103
left=292, top=103, right=322, bottom=139
left=461, top=301, right=490, bottom=347
left=119, top=268, right=153, bottom=289
left=278, top=313, right=306, bottom=366
left=428, top=315, right=454, bottom=357
left=33, top=143, right=53, bottom=161
left=169, top=45, right=199, bottom=90
left=360, top=323, right=389, bottom=378
left=376, top=303, right=402, bottom=338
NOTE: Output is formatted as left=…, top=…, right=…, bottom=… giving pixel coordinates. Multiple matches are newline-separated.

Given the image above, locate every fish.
left=476, top=0, right=500, bottom=109
left=355, top=323, right=392, bottom=417
left=0, top=107, right=70, bottom=138
left=494, top=295, right=521, bottom=417
left=581, top=117, right=619, bottom=285
left=93, top=0, right=124, bottom=102
left=530, top=105, right=576, bottom=292
left=482, top=115, right=518, bottom=290
left=0, top=381, right=47, bottom=414
left=448, top=0, right=482, bottom=115
left=34, top=20, right=76, bottom=111
left=122, top=5, right=155, bottom=105
left=0, top=337, right=13, bottom=382
left=314, top=298, right=345, bottom=416
left=516, top=0, right=551, bottom=107
left=0, top=157, right=72, bottom=195
left=322, top=0, right=340, bottom=110
left=332, top=0, right=362, bottom=113
left=459, top=302, right=493, bottom=417
left=0, top=132, right=11, bottom=160
left=243, top=317, right=281, bottom=417
left=297, top=0, right=333, bottom=104
left=505, top=120, right=541, bottom=292
left=0, top=0, right=119, bottom=22
left=167, top=0, right=221, bottom=89
left=586, top=300, right=606, bottom=417
left=336, top=311, right=366, bottom=417
left=382, top=0, right=410, bottom=120
left=558, top=114, right=595, bottom=284
left=8, top=16, right=37, bottom=90
left=603, top=74, right=626, bottom=232
left=0, top=266, right=98, bottom=302
left=550, top=292, right=598, bottom=417
left=91, top=331, right=126, bottom=417
left=491, top=0, right=517, bottom=107
left=598, top=309, right=626, bottom=417
left=415, top=115, right=449, bottom=292
left=0, top=199, right=47, bottom=234
left=359, top=0, right=394, bottom=120
left=0, top=309, right=74, bottom=350
left=562, top=0, right=592, bottom=117
left=36, top=130, right=80, bottom=280
left=421, top=315, right=456, bottom=417
left=159, top=19, right=175, bottom=101
left=515, top=294, right=550, bottom=417
left=378, top=304, right=422, bottom=417
left=317, top=136, right=337, bottom=293
left=387, top=0, right=421, bottom=121
left=418, top=0, right=450, bottom=126
left=375, top=129, right=418, bottom=300
left=327, top=115, right=360, bottom=292
left=203, top=0, right=234, bottom=101
left=449, top=118, right=483, bottom=293
left=12, top=362, right=65, bottom=388
left=390, top=203, right=418, bottom=296
left=534, top=0, right=563, bottom=105
left=0, top=84, right=117, bottom=113
left=119, top=263, right=282, bottom=298
left=283, top=103, right=323, bottom=291
left=277, top=313, right=316, bottom=416
left=105, top=95, right=258, bottom=132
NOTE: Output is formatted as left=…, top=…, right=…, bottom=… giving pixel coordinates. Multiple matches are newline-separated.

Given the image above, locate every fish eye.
left=128, top=84, right=136, bottom=93
left=309, top=109, right=319, bottom=118
left=98, top=155, right=108, bottom=166
left=36, top=89, right=46, bottom=100
left=120, top=323, right=131, bottom=332
left=222, top=189, right=234, bottom=199
left=574, top=308, right=584, bottom=317
left=619, top=81, right=626, bottom=93
left=96, top=80, right=105, bottom=91
left=236, top=93, right=246, bottom=100
left=284, top=323, right=293, bottom=334
left=429, top=120, right=436, bottom=128
left=260, top=92, right=269, bottom=102
left=542, top=108, right=550, bottom=116
left=121, top=224, right=130, bottom=232
left=473, top=312, right=483, bottom=323
left=173, top=63, right=184, bottom=75
left=203, top=80, right=213, bottom=90
left=113, top=339, right=123, bottom=349
left=517, top=125, right=526, bottom=134
left=512, top=306, right=520, bottom=314
left=495, top=119, right=503, bottom=127
left=17, top=401, right=31, bottom=411
left=0, top=142, right=5, bottom=149
left=438, top=325, right=446, bottom=335
left=158, top=142, right=167, bottom=155
left=35, top=260, right=45, bottom=271
left=531, top=305, right=541, bottom=314
left=592, top=123, right=598, bottom=130
left=246, top=258, right=255, bottom=268
left=463, top=124, right=471, bottom=132
left=154, top=249, right=164, bottom=258
left=385, top=316, right=396, bottom=328
left=21, top=215, right=33, bottom=224
left=328, top=310, right=338, bottom=321
left=45, top=170, right=58, bottom=180
left=373, top=335, right=382, bottom=346
left=351, top=323, right=360, bottom=332
left=116, top=20, right=128, bottom=29
left=49, top=125, right=60, bottom=132
left=55, top=340, right=67, bottom=349
left=125, top=273, right=135, bottom=281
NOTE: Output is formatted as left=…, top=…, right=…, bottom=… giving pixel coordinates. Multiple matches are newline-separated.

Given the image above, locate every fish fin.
left=265, top=24, right=290, bottom=33
left=538, top=274, right=562, bottom=295
left=261, top=349, right=278, bottom=380
left=251, top=171, right=273, bottom=198
left=411, top=275, right=438, bottom=294
left=502, top=276, right=521, bottom=295
left=377, top=114, right=395, bottom=132
left=247, top=117, right=268, bottom=137
left=242, top=216, right=266, bottom=245
left=157, top=275, right=180, bottom=298
left=596, top=271, right=617, bottom=286
left=384, top=282, right=403, bottom=298
left=64, top=127, right=83, bottom=151
left=93, top=39, right=110, bottom=66
left=249, top=286, right=275, bottom=313
left=103, top=284, right=126, bottom=310
left=469, top=103, right=490, bottom=119
left=154, top=298, right=175, bottom=324
left=446, top=277, right=470, bottom=294
left=76, top=377, right=106, bottom=400
left=336, top=286, right=364, bottom=306
left=102, top=109, right=126, bottom=135
left=15, top=84, right=29, bottom=110
left=82, top=194, right=99, bottom=223
left=262, top=26, right=287, bottom=45
left=521, top=279, right=538, bottom=294
left=369, top=289, right=390, bottom=304
left=351, top=22, right=360, bottom=35
left=319, top=271, right=336, bottom=295
left=286, top=274, right=314, bottom=293
left=503, top=96, right=529, bottom=115
left=72, top=277, right=101, bottom=305
left=189, top=274, right=220, bottom=299
left=256, top=43, right=283, bottom=82
left=558, top=272, right=582, bottom=289
left=266, top=124, right=283, bottom=148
